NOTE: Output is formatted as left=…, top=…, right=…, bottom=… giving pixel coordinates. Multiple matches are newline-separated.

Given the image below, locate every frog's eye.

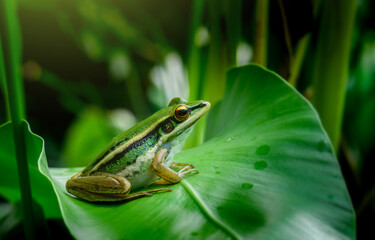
left=175, top=105, right=189, bottom=121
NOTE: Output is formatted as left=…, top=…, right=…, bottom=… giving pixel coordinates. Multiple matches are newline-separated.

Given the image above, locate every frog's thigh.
left=66, top=174, right=131, bottom=202
left=67, top=174, right=172, bottom=202
left=151, top=148, right=199, bottom=184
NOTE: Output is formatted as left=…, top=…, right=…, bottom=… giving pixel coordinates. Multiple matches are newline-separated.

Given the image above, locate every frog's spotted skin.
left=66, top=97, right=210, bottom=202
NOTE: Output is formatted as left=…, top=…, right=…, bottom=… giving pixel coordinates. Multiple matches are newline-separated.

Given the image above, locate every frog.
left=66, top=97, right=210, bottom=202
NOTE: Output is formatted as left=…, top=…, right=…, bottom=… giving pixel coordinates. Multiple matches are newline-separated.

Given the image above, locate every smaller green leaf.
left=0, top=122, right=61, bottom=219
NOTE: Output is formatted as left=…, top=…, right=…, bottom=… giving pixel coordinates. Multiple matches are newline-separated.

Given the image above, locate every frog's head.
left=160, top=97, right=210, bottom=143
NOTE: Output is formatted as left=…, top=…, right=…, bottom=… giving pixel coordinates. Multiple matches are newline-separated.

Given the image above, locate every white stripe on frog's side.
left=119, top=144, right=159, bottom=191
left=118, top=142, right=179, bottom=191
left=88, top=115, right=171, bottom=174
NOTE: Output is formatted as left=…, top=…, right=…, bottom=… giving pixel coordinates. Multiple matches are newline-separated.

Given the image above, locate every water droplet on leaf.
left=250, top=136, right=258, bottom=141
left=191, top=232, right=199, bottom=236
left=241, top=183, right=254, bottom=189
left=318, top=140, right=326, bottom=152
left=226, top=136, right=238, bottom=142
left=256, top=145, right=270, bottom=156
left=254, top=161, right=268, bottom=170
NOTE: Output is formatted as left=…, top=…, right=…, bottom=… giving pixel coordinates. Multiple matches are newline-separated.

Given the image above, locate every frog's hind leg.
left=66, top=173, right=171, bottom=202
left=66, top=173, right=130, bottom=202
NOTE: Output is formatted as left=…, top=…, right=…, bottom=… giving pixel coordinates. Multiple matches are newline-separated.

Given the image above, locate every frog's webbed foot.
left=121, top=188, right=172, bottom=202
left=150, top=148, right=199, bottom=186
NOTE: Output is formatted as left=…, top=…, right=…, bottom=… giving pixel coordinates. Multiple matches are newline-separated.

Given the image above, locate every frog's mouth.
left=163, top=101, right=211, bottom=142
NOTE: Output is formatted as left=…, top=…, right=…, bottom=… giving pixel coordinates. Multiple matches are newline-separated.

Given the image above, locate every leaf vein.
left=180, top=180, right=242, bottom=240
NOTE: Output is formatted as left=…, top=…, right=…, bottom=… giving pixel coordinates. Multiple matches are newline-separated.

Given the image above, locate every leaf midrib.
left=180, top=180, right=242, bottom=240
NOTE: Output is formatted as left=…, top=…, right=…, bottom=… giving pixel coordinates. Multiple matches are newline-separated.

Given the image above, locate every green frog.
left=66, top=97, right=210, bottom=202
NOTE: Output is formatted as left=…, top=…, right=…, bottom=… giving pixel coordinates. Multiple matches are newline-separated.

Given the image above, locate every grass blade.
left=0, top=0, right=35, bottom=238
left=253, top=0, right=269, bottom=66
left=0, top=37, right=11, bottom=122
left=312, top=0, right=357, bottom=152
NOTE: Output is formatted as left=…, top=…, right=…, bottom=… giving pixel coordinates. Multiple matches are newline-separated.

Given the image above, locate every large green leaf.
left=0, top=65, right=355, bottom=239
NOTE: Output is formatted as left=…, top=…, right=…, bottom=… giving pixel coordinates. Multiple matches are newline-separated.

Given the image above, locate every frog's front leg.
left=66, top=173, right=171, bottom=202
left=150, top=148, right=199, bottom=185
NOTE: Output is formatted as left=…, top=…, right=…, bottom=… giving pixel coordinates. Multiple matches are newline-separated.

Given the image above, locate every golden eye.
left=175, top=105, right=189, bottom=121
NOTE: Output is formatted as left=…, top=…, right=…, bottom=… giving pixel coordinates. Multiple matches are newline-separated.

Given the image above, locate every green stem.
left=0, top=37, right=11, bottom=122
left=185, top=0, right=207, bottom=149
left=186, top=0, right=230, bottom=149
left=312, top=0, right=357, bottom=152
left=187, top=0, right=206, bottom=102
left=0, top=0, right=35, bottom=239
left=288, top=33, right=310, bottom=87
left=126, top=64, right=150, bottom=121
left=204, top=0, right=226, bottom=104
left=253, top=0, right=269, bottom=66
left=187, top=1, right=241, bottom=149
left=278, top=0, right=293, bottom=66
left=223, top=0, right=242, bottom=64
left=288, top=0, right=321, bottom=87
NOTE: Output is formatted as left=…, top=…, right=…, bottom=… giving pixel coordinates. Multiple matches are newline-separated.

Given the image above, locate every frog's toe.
left=178, top=168, right=199, bottom=178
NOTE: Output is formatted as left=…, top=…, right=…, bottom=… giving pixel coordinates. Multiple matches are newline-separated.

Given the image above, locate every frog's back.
left=80, top=106, right=173, bottom=176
